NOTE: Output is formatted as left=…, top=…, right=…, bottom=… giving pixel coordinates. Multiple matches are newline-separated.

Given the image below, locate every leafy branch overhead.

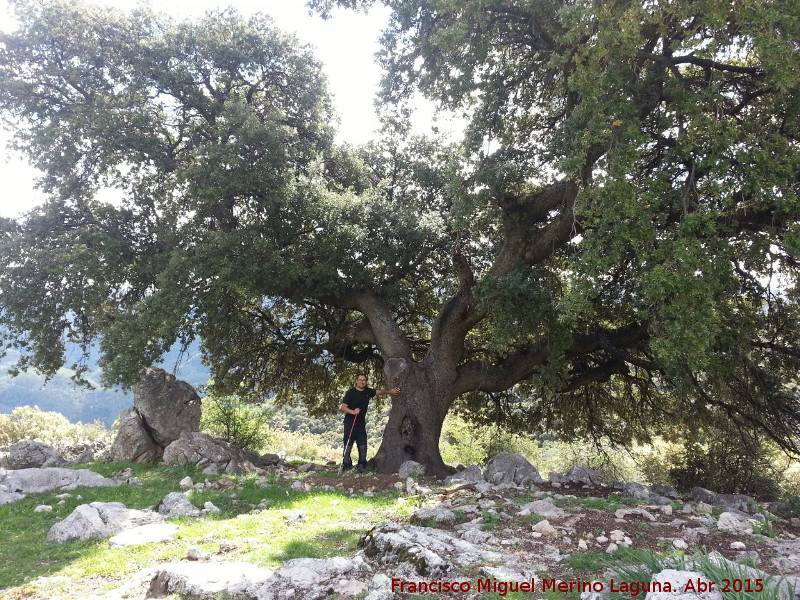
left=0, top=0, right=799, bottom=473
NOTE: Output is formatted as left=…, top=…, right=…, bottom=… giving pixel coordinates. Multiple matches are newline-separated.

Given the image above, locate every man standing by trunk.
left=340, top=373, right=400, bottom=473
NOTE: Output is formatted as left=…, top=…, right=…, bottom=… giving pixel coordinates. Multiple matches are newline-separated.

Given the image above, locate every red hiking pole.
left=338, top=413, right=358, bottom=474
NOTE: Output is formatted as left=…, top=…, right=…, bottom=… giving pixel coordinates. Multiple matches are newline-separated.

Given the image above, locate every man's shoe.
left=341, top=461, right=353, bottom=472
left=356, top=463, right=366, bottom=473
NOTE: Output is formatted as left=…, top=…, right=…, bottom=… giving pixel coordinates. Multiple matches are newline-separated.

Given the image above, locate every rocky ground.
left=1, top=448, right=799, bottom=600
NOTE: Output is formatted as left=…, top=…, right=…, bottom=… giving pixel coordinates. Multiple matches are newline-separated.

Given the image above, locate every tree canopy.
left=1, top=0, right=799, bottom=474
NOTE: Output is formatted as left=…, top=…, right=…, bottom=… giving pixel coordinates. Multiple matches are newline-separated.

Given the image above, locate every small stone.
left=578, top=539, right=588, bottom=550
left=660, top=505, right=673, bottom=516
left=203, top=502, right=220, bottom=514
left=696, top=502, right=713, bottom=514
left=673, top=539, right=689, bottom=550
left=609, top=529, right=626, bottom=542
left=730, top=541, right=747, bottom=550
left=34, top=505, right=53, bottom=513
left=606, top=542, right=618, bottom=554
left=393, top=482, right=403, bottom=490
left=552, top=482, right=562, bottom=488
left=185, top=547, right=205, bottom=560
left=179, top=476, right=194, bottom=489
left=532, top=519, right=558, bottom=537
left=596, top=535, right=609, bottom=544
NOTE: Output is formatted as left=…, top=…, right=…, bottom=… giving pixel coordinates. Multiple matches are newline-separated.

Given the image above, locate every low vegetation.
left=0, top=461, right=415, bottom=597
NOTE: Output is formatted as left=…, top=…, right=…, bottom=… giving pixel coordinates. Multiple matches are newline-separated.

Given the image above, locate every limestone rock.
left=623, top=482, right=651, bottom=501
left=519, top=498, right=568, bottom=519
left=251, top=556, right=368, bottom=600
left=717, top=512, right=753, bottom=535
left=645, top=569, right=722, bottom=600
left=484, top=453, right=543, bottom=487
left=0, top=467, right=116, bottom=502
left=2, top=440, right=66, bottom=469
left=148, top=561, right=272, bottom=599
left=107, top=407, right=163, bottom=463
left=443, top=465, right=485, bottom=485
left=411, top=507, right=457, bottom=526
left=0, top=490, right=26, bottom=505
left=163, top=432, right=264, bottom=474
left=650, top=484, right=679, bottom=499
left=564, top=466, right=604, bottom=486
left=133, top=367, right=202, bottom=447
left=108, top=523, right=179, bottom=547
left=615, top=507, right=657, bottom=522
left=360, top=521, right=506, bottom=578
left=108, top=368, right=202, bottom=463
left=46, top=502, right=165, bottom=542
left=532, top=519, right=558, bottom=537
left=690, top=487, right=752, bottom=512
left=156, top=492, right=201, bottom=518
left=398, top=460, right=426, bottom=478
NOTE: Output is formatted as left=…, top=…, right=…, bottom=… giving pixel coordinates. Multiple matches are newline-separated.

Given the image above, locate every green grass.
left=0, top=462, right=414, bottom=598
left=751, top=511, right=777, bottom=538
left=553, top=495, right=628, bottom=511
left=566, top=551, right=616, bottom=574
left=480, top=510, right=503, bottom=530
left=693, top=552, right=791, bottom=600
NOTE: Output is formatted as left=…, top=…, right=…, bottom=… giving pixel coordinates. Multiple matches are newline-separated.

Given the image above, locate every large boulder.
left=148, top=561, right=273, bottom=599
left=0, top=467, right=116, bottom=505
left=484, top=453, right=543, bottom=487
left=108, top=368, right=202, bottom=463
left=107, top=407, right=162, bottom=463
left=156, top=492, right=201, bottom=518
left=134, top=367, right=202, bottom=447
left=163, top=432, right=265, bottom=474
left=564, top=466, right=605, bottom=486
left=46, top=501, right=165, bottom=542
left=443, top=465, right=485, bottom=486
left=690, top=487, right=752, bottom=512
left=1, top=441, right=66, bottom=470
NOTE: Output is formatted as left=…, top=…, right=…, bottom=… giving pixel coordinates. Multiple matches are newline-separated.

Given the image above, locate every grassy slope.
left=0, top=462, right=413, bottom=598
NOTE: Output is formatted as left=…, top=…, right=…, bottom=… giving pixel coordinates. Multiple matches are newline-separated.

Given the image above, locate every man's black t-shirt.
left=342, top=386, right=376, bottom=426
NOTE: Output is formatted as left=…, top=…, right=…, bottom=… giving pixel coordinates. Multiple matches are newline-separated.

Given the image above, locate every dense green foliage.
left=1, top=0, right=799, bottom=469
left=0, top=405, right=109, bottom=445
left=200, top=395, right=272, bottom=452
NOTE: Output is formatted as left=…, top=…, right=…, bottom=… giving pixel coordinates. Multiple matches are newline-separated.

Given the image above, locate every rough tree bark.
left=370, top=357, right=457, bottom=478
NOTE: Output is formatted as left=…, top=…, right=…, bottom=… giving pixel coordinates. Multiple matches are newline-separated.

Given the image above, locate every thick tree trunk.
left=370, top=358, right=456, bottom=478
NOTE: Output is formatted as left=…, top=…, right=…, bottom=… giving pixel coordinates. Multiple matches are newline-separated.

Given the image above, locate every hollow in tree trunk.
left=370, top=358, right=456, bottom=478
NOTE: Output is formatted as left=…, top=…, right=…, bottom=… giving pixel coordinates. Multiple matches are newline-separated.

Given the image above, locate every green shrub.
left=200, top=396, right=272, bottom=452
left=537, top=439, right=644, bottom=482
left=665, top=428, right=782, bottom=501
left=0, top=406, right=110, bottom=445
left=439, top=414, right=541, bottom=467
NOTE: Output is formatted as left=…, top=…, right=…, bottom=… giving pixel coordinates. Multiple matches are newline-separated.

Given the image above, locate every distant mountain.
left=0, top=342, right=210, bottom=427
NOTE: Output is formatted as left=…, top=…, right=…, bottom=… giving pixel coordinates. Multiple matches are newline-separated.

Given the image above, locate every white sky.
left=0, top=0, right=456, bottom=219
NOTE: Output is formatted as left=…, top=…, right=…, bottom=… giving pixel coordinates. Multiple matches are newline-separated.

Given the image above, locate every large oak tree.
left=1, top=0, right=799, bottom=475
